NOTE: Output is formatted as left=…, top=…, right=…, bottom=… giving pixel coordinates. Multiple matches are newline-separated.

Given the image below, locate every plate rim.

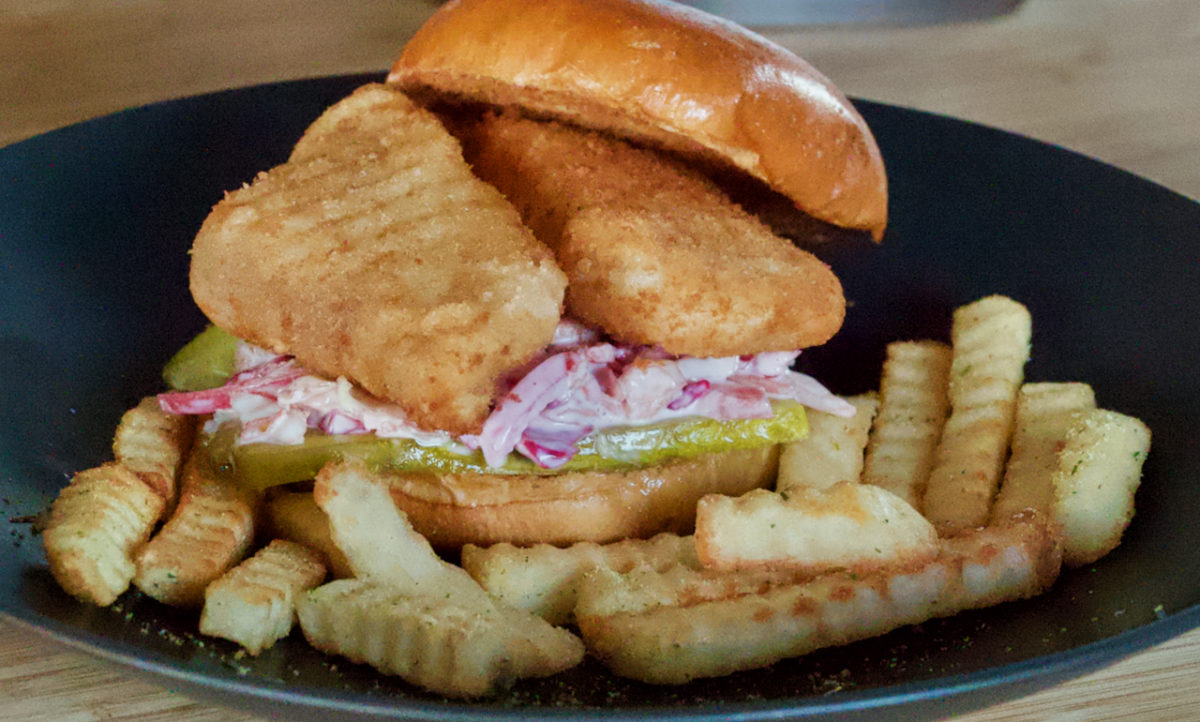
left=3, top=72, right=1199, bottom=720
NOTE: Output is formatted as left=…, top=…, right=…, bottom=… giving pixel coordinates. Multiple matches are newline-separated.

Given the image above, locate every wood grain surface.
left=2, top=0, right=1197, bottom=720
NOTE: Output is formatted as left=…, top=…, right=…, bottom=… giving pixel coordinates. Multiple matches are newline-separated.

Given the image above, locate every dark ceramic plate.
left=1, top=73, right=1198, bottom=721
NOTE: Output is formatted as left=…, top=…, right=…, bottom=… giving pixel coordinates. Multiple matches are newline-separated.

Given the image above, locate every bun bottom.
left=382, top=446, right=781, bottom=548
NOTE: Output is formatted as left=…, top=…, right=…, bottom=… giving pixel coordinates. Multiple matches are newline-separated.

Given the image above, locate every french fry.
left=1052, top=409, right=1151, bottom=566
left=133, top=449, right=257, bottom=606
left=776, top=393, right=878, bottom=493
left=922, top=296, right=1031, bottom=533
left=199, top=539, right=327, bottom=655
left=693, top=484, right=937, bottom=574
left=312, top=460, right=479, bottom=598
left=264, top=491, right=354, bottom=579
left=298, top=579, right=585, bottom=699
left=575, top=513, right=1061, bottom=684
left=862, top=340, right=952, bottom=510
left=460, top=533, right=698, bottom=625
left=41, top=287, right=1151, bottom=693
left=42, top=464, right=165, bottom=606
left=112, top=396, right=196, bottom=512
left=990, top=383, right=1097, bottom=522
left=308, top=460, right=586, bottom=694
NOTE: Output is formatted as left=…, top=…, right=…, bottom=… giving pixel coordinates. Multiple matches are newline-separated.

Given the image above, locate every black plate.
left=2, top=73, right=1198, bottom=721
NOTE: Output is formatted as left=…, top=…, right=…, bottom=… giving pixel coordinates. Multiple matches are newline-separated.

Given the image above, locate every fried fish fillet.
left=452, top=112, right=845, bottom=357
left=189, top=84, right=567, bottom=435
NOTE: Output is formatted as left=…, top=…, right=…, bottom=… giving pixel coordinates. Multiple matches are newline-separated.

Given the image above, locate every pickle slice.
left=162, top=325, right=239, bottom=391
left=209, top=400, right=809, bottom=491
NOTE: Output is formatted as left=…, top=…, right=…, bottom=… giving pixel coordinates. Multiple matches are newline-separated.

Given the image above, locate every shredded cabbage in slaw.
left=158, top=319, right=853, bottom=470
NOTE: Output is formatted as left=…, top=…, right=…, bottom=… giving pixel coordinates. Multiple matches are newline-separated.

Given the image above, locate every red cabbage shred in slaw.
left=157, top=319, right=854, bottom=470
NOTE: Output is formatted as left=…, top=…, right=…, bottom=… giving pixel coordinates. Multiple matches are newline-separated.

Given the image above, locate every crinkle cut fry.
left=312, top=459, right=480, bottom=596
left=42, top=463, right=165, bottom=607
left=308, top=460, right=586, bottom=694
left=298, top=580, right=515, bottom=699
left=862, top=340, right=953, bottom=511
left=922, top=296, right=1031, bottom=533
left=776, top=393, right=878, bottom=493
left=460, top=532, right=699, bottom=625
left=1052, top=409, right=1151, bottom=567
left=133, top=448, right=257, bottom=607
left=990, top=382, right=1097, bottom=523
left=693, top=483, right=937, bottom=575
left=112, top=396, right=197, bottom=513
left=297, top=579, right=585, bottom=699
left=575, top=513, right=1061, bottom=684
left=264, top=491, right=354, bottom=579
left=199, top=539, right=327, bottom=655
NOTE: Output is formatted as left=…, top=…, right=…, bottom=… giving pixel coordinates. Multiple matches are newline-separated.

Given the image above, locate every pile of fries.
left=42, top=295, right=1151, bottom=697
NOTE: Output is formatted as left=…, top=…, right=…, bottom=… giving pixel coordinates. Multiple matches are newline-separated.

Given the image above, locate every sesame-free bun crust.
left=381, top=445, right=780, bottom=548
left=389, top=0, right=887, bottom=239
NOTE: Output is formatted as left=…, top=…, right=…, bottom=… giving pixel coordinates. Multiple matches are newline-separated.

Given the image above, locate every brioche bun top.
left=389, top=0, right=887, bottom=239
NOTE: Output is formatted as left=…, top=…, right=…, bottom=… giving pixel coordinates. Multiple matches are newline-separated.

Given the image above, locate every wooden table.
left=2, top=0, right=1197, bottom=719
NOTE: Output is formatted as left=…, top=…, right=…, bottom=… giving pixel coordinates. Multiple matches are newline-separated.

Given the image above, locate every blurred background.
left=683, top=0, right=1026, bottom=25
left=1, top=0, right=1197, bottom=199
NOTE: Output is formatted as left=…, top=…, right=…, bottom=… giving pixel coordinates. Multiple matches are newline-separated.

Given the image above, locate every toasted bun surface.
left=380, top=445, right=780, bottom=548
left=188, top=84, right=567, bottom=435
left=390, top=0, right=887, bottom=239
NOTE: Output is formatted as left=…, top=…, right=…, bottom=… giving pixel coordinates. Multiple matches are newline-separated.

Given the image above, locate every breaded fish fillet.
left=453, top=112, right=845, bottom=357
left=189, top=85, right=567, bottom=434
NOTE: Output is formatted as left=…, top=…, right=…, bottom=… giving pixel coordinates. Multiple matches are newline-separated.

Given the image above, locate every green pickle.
left=162, top=325, right=239, bottom=391
left=207, top=400, right=810, bottom=491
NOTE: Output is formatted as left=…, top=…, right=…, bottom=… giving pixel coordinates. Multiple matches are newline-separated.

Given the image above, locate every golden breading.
left=452, top=112, right=845, bottom=357
left=693, top=484, right=937, bottom=574
left=297, top=579, right=585, bottom=699
left=575, top=512, right=1061, bottom=684
left=43, top=464, right=165, bottom=607
left=112, top=396, right=196, bottom=513
left=460, top=533, right=699, bottom=625
left=133, top=450, right=257, bottom=607
left=188, top=84, right=567, bottom=435
left=199, top=539, right=327, bottom=655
